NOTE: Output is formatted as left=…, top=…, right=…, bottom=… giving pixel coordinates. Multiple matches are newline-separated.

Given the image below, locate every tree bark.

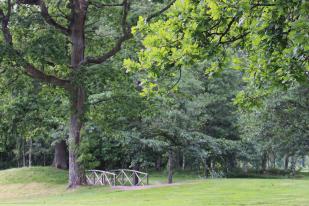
left=67, top=0, right=87, bottom=189
left=52, top=140, right=68, bottom=169
left=167, top=149, right=173, bottom=184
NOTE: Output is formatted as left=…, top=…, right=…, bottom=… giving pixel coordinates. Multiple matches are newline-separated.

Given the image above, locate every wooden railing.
left=111, top=169, right=149, bottom=186
left=86, top=169, right=149, bottom=186
left=85, top=170, right=116, bottom=186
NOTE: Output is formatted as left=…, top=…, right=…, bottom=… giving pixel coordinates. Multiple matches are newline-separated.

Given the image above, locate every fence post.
left=147, top=174, right=149, bottom=185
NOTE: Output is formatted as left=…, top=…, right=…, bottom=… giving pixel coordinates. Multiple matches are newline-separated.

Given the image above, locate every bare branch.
left=84, top=0, right=176, bottom=66
left=218, top=14, right=240, bottom=44
left=251, top=3, right=276, bottom=9
left=17, top=0, right=70, bottom=35
left=220, top=31, right=249, bottom=44
left=84, top=0, right=131, bottom=65
left=146, top=0, right=176, bottom=22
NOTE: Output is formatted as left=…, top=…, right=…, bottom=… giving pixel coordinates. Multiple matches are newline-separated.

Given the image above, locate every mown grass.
left=1, top=167, right=309, bottom=206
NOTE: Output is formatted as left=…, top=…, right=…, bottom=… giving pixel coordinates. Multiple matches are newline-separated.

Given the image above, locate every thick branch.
left=25, top=63, right=71, bottom=88
left=1, top=2, right=71, bottom=89
left=17, top=0, right=70, bottom=35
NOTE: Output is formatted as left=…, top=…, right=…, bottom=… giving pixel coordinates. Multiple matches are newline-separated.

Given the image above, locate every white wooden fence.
left=85, top=169, right=149, bottom=187
left=86, top=170, right=116, bottom=186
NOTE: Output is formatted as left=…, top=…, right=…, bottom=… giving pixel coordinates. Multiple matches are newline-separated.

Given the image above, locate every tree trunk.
left=22, top=138, right=26, bottom=167
left=182, top=153, right=185, bottom=170
left=156, top=156, right=162, bottom=171
left=284, top=155, right=289, bottom=172
left=290, top=155, right=296, bottom=176
left=261, top=153, right=267, bottom=173
left=67, top=0, right=87, bottom=189
left=28, top=138, right=32, bottom=167
left=52, top=140, right=68, bottom=169
left=204, top=158, right=208, bottom=178
left=243, top=160, right=248, bottom=174
left=167, top=149, right=174, bottom=184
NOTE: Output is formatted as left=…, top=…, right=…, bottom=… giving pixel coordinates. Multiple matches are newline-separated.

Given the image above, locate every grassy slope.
left=1, top=167, right=309, bottom=206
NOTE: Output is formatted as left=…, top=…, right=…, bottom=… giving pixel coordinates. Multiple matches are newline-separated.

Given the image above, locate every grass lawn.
left=0, top=167, right=309, bottom=206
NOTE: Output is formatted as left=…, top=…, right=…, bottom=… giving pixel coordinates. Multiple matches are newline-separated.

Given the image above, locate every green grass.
left=1, top=167, right=309, bottom=206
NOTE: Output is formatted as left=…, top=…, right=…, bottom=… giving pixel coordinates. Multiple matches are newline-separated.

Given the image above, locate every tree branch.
left=84, top=0, right=176, bottom=66
left=24, top=62, right=71, bottom=88
left=0, top=0, right=13, bottom=45
left=0, top=2, right=71, bottom=89
left=146, top=0, right=176, bottom=22
left=84, top=0, right=131, bottom=65
left=88, top=0, right=124, bottom=8
left=17, top=0, right=70, bottom=35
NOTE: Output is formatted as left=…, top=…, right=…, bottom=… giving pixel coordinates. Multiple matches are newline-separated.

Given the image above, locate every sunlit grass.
left=1, top=167, right=309, bottom=206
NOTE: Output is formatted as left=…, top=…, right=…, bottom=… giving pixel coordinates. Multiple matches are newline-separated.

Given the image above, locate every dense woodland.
left=0, top=0, right=308, bottom=188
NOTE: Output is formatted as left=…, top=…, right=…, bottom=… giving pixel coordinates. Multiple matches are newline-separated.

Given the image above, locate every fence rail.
left=86, top=170, right=116, bottom=186
left=86, top=169, right=149, bottom=187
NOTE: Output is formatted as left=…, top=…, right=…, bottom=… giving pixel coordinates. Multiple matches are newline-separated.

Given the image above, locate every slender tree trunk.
left=68, top=0, right=87, bottom=189
left=52, top=140, right=68, bottom=169
left=290, top=155, right=296, bottom=176
left=182, top=153, right=185, bottom=170
left=204, top=158, right=208, bottom=178
left=22, top=138, right=26, bottom=167
left=243, top=160, right=248, bottom=174
left=261, top=153, right=267, bottom=173
left=28, top=138, right=32, bottom=167
left=284, top=155, right=289, bottom=172
left=156, top=156, right=162, bottom=171
left=167, top=149, right=174, bottom=184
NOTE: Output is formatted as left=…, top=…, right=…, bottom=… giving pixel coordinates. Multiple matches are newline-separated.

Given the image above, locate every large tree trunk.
left=67, top=0, right=87, bottom=189
left=52, top=140, right=68, bottom=169
left=167, top=149, right=174, bottom=184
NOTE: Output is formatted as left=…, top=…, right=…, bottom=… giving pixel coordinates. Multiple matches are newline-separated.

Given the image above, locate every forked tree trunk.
left=167, top=149, right=174, bottom=184
left=52, top=140, right=68, bottom=169
left=68, top=0, right=87, bottom=189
